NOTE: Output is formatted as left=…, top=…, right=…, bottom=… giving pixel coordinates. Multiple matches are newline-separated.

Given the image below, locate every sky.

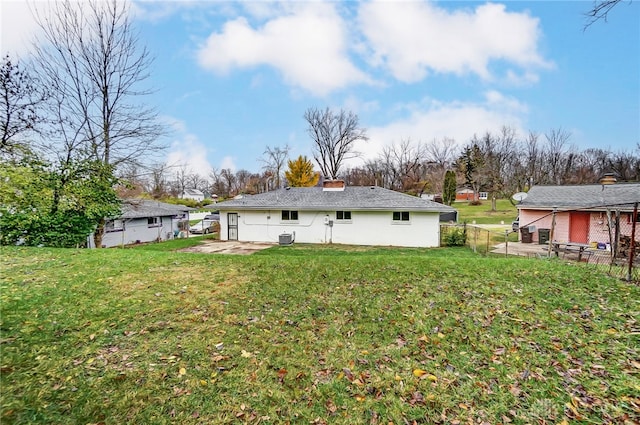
left=1, top=0, right=639, bottom=178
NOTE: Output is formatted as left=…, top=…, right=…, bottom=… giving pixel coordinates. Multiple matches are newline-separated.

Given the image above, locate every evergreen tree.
left=443, top=170, right=457, bottom=206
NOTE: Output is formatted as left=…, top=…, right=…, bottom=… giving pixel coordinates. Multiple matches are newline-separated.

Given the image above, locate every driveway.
left=179, top=240, right=275, bottom=255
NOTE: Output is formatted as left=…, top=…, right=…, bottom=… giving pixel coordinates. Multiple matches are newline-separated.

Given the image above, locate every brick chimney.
left=322, top=179, right=346, bottom=191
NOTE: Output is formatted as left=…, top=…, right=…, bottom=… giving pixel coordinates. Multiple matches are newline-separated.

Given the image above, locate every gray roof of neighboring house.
left=117, top=199, right=194, bottom=219
left=183, top=188, right=204, bottom=196
left=517, top=183, right=640, bottom=211
left=216, top=186, right=457, bottom=213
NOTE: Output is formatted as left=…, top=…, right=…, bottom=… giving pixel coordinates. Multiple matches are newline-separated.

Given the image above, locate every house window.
left=393, top=211, right=410, bottom=222
left=628, top=212, right=640, bottom=224
left=147, top=217, right=161, bottom=227
left=281, top=210, right=299, bottom=221
left=479, top=192, right=488, bottom=200
left=105, top=219, right=124, bottom=232
left=336, top=211, right=352, bottom=221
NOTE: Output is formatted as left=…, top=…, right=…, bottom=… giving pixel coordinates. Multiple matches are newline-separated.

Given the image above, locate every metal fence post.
left=547, top=207, right=557, bottom=258
left=628, top=202, right=638, bottom=282
left=504, top=230, right=509, bottom=258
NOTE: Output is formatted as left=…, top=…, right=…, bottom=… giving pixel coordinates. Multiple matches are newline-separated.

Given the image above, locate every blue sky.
left=2, top=1, right=639, bottom=177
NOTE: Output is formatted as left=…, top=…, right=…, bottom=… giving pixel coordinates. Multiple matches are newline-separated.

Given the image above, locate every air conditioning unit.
left=279, top=233, right=293, bottom=246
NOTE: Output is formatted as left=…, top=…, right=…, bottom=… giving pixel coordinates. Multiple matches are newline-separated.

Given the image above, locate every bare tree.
left=260, top=144, right=290, bottom=189
left=423, top=137, right=459, bottom=194
left=1, top=55, right=48, bottom=158
left=32, top=0, right=165, bottom=168
left=543, top=127, right=572, bottom=185
left=235, top=169, right=252, bottom=193
left=208, top=167, right=229, bottom=198
left=304, top=107, right=368, bottom=180
left=186, top=172, right=206, bottom=191
left=608, top=149, right=640, bottom=181
left=148, top=162, right=169, bottom=199
left=377, top=139, right=426, bottom=192
left=585, top=0, right=626, bottom=27
left=173, top=164, right=189, bottom=197
left=425, top=137, right=458, bottom=168
left=219, top=168, right=236, bottom=197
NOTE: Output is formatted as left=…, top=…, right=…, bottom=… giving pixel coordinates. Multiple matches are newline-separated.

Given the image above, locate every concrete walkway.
left=491, top=241, right=548, bottom=258
left=179, top=240, right=276, bottom=255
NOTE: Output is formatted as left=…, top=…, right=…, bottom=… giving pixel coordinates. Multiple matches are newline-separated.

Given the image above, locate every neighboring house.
left=516, top=183, right=640, bottom=244
left=181, top=188, right=205, bottom=202
left=215, top=180, right=457, bottom=248
left=88, top=199, right=193, bottom=248
left=455, top=189, right=489, bottom=202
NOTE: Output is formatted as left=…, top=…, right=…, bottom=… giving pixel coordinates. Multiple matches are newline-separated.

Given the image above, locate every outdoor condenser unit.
left=279, top=233, right=294, bottom=246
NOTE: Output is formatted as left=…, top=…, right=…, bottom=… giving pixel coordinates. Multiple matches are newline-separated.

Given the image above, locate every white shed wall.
left=219, top=209, right=442, bottom=247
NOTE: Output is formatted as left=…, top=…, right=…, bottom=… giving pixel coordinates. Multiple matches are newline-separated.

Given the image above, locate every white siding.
left=219, top=209, right=442, bottom=247
left=99, top=217, right=173, bottom=248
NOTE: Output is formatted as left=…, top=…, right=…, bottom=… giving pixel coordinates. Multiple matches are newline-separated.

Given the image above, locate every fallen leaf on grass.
left=413, top=369, right=427, bottom=377
left=179, top=367, right=186, bottom=376
left=211, top=355, right=228, bottom=362
left=277, top=368, right=287, bottom=383
left=241, top=350, right=253, bottom=358
left=325, top=400, right=337, bottom=414
left=413, top=369, right=437, bottom=381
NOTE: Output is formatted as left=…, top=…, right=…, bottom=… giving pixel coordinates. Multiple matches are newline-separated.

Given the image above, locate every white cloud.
left=164, top=117, right=213, bottom=177
left=358, top=1, right=551, bottom=83
left=219, top=155, right=236, bottom=171
left=196, top=2, right=370, bottom=96
left=1, top=1, right=41, bottom=57
left=350, top=91, right=528, bottom=165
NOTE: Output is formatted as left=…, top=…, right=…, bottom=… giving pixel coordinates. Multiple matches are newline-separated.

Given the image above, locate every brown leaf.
left=342, top=368, right=354, bottom=381
left=325, top=400, right=337, bottom=414
left=211, top=355, right=228, bottom=362
left=509, top=384, right=521, bottom=397
left=409, top=391, right=424, bottom=406
left=277, top=368, right=287, bottom=383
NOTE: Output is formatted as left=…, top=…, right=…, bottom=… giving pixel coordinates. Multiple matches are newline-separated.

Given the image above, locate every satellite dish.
left=512, top=192, right=528, bottom=202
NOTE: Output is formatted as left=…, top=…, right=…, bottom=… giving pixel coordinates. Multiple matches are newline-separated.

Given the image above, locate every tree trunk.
left=93, top=218, right=105, bottom=248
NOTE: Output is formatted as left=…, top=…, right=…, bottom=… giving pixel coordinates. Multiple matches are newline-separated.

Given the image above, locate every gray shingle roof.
left=118, top=199, right=194, bottom=219
left=216, top=186, right=456, bottom=212
left=518, top=183, right=640, bottom=211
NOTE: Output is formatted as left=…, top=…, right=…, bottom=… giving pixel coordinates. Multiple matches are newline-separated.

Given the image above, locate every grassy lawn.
left=1, top=244, right=638, bottom=424
left=454, top=199, right=518, bottom=225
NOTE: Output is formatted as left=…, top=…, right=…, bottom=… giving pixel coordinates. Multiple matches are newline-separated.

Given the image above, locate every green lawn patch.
left=1, top=245, right=638, bottom=424
left=455, top=199, right=518, bottom=225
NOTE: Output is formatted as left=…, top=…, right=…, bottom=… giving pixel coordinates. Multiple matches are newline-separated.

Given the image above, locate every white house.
left=181, top=188, right=205, bottom=202
left=215, top=180, right=457, bottom=248
left=89, top=199, right=193, bottom=248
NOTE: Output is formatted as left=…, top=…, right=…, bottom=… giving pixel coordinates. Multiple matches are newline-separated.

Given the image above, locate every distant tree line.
left=118, top=122, right=639, bottom=208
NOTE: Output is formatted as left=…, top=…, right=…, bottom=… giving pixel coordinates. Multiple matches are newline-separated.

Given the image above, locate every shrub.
left=443, top=227, right=467, bottom=246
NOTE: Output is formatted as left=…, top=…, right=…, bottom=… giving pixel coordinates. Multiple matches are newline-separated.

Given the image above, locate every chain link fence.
left=441, top=201, right=639, bottom=283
